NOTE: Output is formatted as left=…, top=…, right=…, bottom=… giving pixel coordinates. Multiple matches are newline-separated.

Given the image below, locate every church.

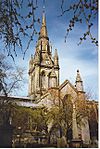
left=28, top=11, right=90, bottom=144
left=0, top=9, right=98, bottom=148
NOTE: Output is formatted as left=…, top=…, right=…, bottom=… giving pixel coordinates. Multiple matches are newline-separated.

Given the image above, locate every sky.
left=3, top=0, right=98, bottom=99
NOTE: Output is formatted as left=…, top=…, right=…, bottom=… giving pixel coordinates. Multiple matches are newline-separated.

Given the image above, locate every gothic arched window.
left=31, top=74, right=35, bottom=93
left=41, top=71, right=46, bottom=89
left=48, top=72, right=52, bottom=88
left=48, top=72, right=57, bottom=88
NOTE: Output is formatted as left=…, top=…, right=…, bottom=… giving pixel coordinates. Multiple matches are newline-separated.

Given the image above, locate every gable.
left=59, top=80, right=78, bottom=99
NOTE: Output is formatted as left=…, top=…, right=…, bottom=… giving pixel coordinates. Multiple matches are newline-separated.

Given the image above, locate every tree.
left=0, top=53, right=25, bottom=125
left=86, top=100, right=98, bottom=143
left=0, top=0, right=39, bottom=59
left=75, top=98, right=88, bottom=124
left=10, top=106, right=49, bottom=144
left=0, top=0, right=98, bottom=59
left=60, top=0, right=98, bottom=46
left=43, top=93, right=73, bottom=146
left=0, top=53, right=24, bottom=97
left=45, top=89, right=90, bottom=146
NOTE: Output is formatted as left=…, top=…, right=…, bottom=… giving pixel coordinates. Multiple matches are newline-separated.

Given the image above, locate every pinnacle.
left=76, top=69, right=82, bottom=82
left=54, top=49, right=58, bottom=58
left=42, top=12, right=46, bottom=26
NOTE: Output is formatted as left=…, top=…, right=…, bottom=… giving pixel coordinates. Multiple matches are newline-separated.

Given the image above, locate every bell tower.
left=28, top=10, right=60, bottom=99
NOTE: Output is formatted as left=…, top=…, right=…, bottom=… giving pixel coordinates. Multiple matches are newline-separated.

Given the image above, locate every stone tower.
left=28, top=11, right=60, bottom=98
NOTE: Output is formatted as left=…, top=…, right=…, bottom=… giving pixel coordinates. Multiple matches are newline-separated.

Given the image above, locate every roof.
left=0, top=95, right=34, bottom=102
left=59, top=79, right=78, bottom=93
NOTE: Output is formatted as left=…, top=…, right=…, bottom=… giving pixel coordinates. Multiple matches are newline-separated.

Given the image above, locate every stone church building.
left=27, top=11, right=90, bottom=144
left=0, top=10, right=98, bottom=147
left=28, top=12, right=59, bottom=98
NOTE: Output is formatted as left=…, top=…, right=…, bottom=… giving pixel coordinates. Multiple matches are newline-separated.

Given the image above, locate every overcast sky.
left=4, top=0, right=98, bottom=99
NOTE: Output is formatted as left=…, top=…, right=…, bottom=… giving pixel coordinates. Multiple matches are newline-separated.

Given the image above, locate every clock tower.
left=28, top=11, right=59, bottom=98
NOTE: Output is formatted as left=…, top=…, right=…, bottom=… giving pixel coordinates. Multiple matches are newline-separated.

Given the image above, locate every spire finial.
left=43, top=0, right=45, bottom=13
left=42, top=0, right=46, bottom=22
left=75, top=69, right=84, bottom=91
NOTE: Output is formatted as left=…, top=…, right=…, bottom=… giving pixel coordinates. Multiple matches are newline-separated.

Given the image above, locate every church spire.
left=37, top=3, right=50, bottom=54
left=75, top=69, right=84, bottom=91
left=28, top=2, right=60, bottom=98
left=39, top=8, right=48, bottom=40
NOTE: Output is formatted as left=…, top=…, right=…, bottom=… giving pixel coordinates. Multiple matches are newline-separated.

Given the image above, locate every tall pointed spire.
left=75, top=69, right=84, bottom=91
left=39, top=5, right=48, bottom=40
left=28, top=1, right=60, bottom=98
